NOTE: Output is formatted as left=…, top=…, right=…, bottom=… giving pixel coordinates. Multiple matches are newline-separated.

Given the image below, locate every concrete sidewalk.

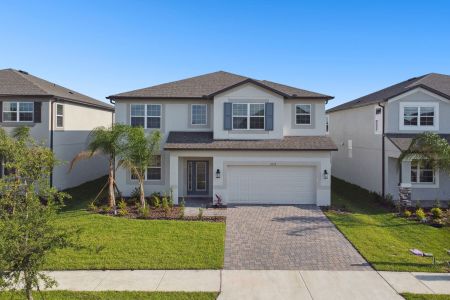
left=42, top=270, right=450, bottom=299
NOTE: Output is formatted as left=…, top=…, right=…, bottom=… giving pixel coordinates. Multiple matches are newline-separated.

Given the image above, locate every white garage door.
left=227, top=165, right=316, bottom=204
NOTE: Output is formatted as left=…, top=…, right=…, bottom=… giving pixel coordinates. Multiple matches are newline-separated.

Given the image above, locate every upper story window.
left=326, top=115, right=329, bottom=134
left=232, top=103, right=265, bottom=130
left=374, top=107, right=382, bottom=135
left=56, top=104, right=64, bottom=128
left=191, top=104, right=207, bottom=125
left=3, top=101, right=34, bottom=122
left=295, top=104, right=311, bottom=125
left=411, top=160, right=435, bottom=184
left=400, top=103, right=438, bottom=130
left=130, top=104, right=161, bottom=129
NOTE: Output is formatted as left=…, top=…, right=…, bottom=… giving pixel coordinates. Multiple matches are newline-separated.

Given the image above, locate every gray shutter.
left=265, top=102, right=274, bottom=131
left=34, top=102, right=42, bottom=123
left=224, top=102, right=232, bottom=130
left=0, top=101, right=2, bottom=122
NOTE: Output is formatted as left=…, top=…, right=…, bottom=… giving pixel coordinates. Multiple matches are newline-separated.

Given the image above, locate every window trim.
left=374, top=107, right=382, bottom=135
left=399, top=102, right=439, bottom=131
left=325, top=115, right=329, bottom=134
left=231, top=103, right=265, bottom=130
left=2, top=101, right=34, bottom=122
left=190, top=104, right=208, bottom=126
left=295, top=104, right=312, bottom=125
left=130, top=104, right=162, bottom=129
left=56, top=103, right=64, bottom=128
left=410, top=160, right=439, bottom=188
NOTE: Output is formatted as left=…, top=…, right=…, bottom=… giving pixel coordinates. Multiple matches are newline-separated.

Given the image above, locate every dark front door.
left=187, top=160, right=209, bottom=195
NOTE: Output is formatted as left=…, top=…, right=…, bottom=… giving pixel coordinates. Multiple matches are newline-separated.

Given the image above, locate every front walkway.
left=40, top=270, right=450, bottom=299
left=224, top=205, right=370, bottom=270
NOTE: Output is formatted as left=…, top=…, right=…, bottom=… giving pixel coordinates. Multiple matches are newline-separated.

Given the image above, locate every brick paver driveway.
left=224, top=205, right=371, bottom=270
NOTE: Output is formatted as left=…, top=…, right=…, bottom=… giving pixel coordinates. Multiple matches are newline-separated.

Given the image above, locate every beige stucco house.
left=109, top=71, right=336, bottom=206
left=0, top=68, right=114, bottom=189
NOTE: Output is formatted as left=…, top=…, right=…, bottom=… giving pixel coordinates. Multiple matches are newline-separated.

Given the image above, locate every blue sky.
left=1, top=1, right=449, bottom=108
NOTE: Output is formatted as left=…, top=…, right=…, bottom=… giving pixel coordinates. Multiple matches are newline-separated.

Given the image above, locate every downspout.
left=50, top=99, right=56, bottom=187
left=377, top=102, right=386, bottom=199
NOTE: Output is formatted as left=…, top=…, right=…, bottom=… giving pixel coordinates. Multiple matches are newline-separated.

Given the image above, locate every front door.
left=187, top=160, right=209, bottom=195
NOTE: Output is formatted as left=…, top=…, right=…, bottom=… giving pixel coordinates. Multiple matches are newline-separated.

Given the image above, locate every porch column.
left=169, top=153, right=179, bottom=204
left=400, top=160, right=412, bottom=187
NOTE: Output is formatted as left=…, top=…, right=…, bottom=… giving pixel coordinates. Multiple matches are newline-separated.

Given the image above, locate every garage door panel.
left=227, top=165, right=316, bottom=204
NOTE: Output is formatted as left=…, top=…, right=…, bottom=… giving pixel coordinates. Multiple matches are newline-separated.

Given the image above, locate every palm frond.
left=69, top=150, right=102, bottom=172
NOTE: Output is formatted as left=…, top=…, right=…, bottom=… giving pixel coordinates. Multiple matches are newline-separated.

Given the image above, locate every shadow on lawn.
left=373, top=261, right=448, bottom=270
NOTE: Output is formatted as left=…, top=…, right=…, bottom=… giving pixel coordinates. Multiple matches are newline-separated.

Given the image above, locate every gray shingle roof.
left=386, top=133, right=450, bottom=151
left=108, top=71, right=333, bottom=100
left=327, top=73, right=450, bottom=113
left=0, top=69, right=113, bottom=110
left=164, top=131, right=337, bottom=151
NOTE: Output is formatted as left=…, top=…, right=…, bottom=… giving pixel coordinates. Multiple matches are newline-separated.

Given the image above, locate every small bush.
left=198, top=207, right=204, bottom=220
left=130, top=187, right=141, bottom=202
left=430, top=207, right=443, bottom=219
left=433, top=199, right=441, bottom=208
left=179, top=199, right=185, bottom=219
left=415, top=200, right=422, bottom=210
left=167, top=191, right=174, bottom=208
left=117, top=199, right=128, bottom=216
left=100, top=205, right=110, bottom=214
left=162, top=196, right=170, bottom=216
left=150, top=195, right=161, bottom=208
left=138, top=205, right=150, bottom=218
left=403, top=210, right=412, bottom=218
left=415, top=208, right=426, bottom=221
left=87, top=201, right=97, bottom=212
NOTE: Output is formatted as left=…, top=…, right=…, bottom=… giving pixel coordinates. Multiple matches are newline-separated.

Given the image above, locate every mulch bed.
left=90, top=205, right=225, bottom=223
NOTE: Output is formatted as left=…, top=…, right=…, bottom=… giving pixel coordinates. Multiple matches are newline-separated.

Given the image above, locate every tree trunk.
left=139, top=179, right=145, bottom=209
left=108, top=160, right=116, bottom=210
left=24, top=272, right=34, bottom=300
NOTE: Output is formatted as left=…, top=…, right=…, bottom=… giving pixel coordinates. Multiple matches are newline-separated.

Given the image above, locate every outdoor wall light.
left=216, top=169, right=221, bottom=179
left=323, top=169, right=329, bottom=179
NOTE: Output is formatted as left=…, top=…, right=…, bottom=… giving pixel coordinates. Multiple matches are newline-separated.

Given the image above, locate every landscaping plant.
left=117, top=199, right=128, bottom=216
left=431, top=207, right=443, bottom=220
left=403, top=210, right=412, bottom=218
left=415, top=208, right=426, bottom=221
left=0, top=127, right=74, bottom=300
left=70, top=124, right=129, bottom=210
left=118, top=127, right=162, bottom=209
left=198, top=208, right=204, bottom=220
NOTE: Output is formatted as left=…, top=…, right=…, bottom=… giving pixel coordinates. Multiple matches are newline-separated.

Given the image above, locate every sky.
left=1, top=0, right=450, bottom=108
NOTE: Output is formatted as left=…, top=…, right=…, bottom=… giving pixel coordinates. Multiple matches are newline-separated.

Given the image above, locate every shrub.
left=403, top=210, right=412, bottom=218
left=433, top=199, right=441, bottom=208
left=130, top=187, right=141, bottom=202
left=415, top=200, right=422, bottom=210
left=415, top=208, right=426, bottom=221
left=167, top=190, right=174, bottom=208
left=117, top=199, right=128, bottom=216
left=179, top=199, right=185, bottom=219
left=162, top=196, right=170, bottom=217
left=198, top=207, right=204, bottom=220
left=150, top=194, right=161, bottom=208
left=138, top=205, right=150, bottom=218
left=430, top=207, right=443, bottom=219
left=87, top=201, right=97, bottom=212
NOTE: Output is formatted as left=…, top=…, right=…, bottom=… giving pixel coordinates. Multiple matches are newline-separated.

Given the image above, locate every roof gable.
left=108, top=71, right=332, bottom=100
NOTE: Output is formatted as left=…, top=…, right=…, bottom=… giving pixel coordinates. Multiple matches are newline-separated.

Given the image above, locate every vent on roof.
left=68, top=91, right=74, bottom=94
left=18, top=70, right=29, bottom=75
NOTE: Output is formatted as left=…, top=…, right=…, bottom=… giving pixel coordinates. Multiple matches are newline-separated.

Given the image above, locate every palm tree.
left=118, top=127, right=162, bottom=208
left=70, top=124, right=129, bottom=209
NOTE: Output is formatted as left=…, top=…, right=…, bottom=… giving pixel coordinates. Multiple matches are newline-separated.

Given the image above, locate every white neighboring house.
left=108, top=71, right=336, bottom=206
left=327, top=73, right=450, bottom=204
left=0, top=68, right=114, bottom=189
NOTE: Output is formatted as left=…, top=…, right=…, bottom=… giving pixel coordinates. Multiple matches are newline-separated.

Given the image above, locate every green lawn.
left=325, top=177, right=450, bottom=273
left=402, top=293, right=450, bottom=300
left=0, top=291, right=218, bottom=300
left=45, top=177, right=225, bottom=270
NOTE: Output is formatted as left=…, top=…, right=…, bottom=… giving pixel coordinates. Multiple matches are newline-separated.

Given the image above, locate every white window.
left=130, top=104, right=161, bottom=129
left=411, top=160, right=436, bottom=184
left=348, top=139, right=353, bottom=158
left=326, top=115, right=329, bottom=134
left=131, top=155, right=162, bottom=181
left=399, top=102, right=439, bottom=130
left=56, top=104, right=64, bottom=128
left=191, top=104, right=207, bottom=125
left=295, top=104, right=311, bottom=125
left=232, top=103, right=265, bottom=130
left=3, top=101, right=33, bottom=122
left=374, top=107, right=382, bottom=135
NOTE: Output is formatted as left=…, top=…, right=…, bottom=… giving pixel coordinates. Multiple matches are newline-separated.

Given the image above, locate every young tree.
left=70, top=124, right=129, bottom=210
left=398, top=132, right=450, bottom=173
left=118, top=128, right=162, bottom=208
left=0, top=127, right=73, bottom=300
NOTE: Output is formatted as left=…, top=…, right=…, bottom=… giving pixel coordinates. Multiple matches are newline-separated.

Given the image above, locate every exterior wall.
left=328, top=104, right=383, bottom=194
left=386, top=88, right=450, bottom=134
left=168, top=150, right=331, bottom=206
left=0, top=97, right=51, bottom=145
left=284, top=99, right=327, bottom=136
left=213, top=83, right=284, bottom=139
left=52, top=101, right=113, bottom=189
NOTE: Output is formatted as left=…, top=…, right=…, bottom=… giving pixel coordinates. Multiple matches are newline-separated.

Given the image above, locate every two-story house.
left=327, top=73, right=450, bottom=204
left=0, top=68, right=114, bottom=189
left=108, top=71, right=336, bottom=206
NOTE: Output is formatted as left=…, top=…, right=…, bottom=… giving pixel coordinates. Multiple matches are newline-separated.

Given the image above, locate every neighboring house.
left=0, top=68, right=114, bottom=189
left=108, top=71, right=336, bottom=206
left=327, top=73, right=450, bottom=204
